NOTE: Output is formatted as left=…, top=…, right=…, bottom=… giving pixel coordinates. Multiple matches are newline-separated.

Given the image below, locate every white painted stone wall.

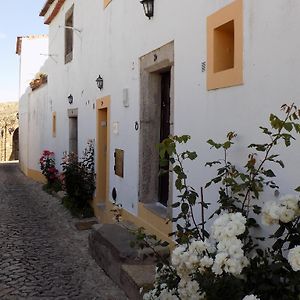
left=18, top=36, right=48, bottom=97
left=18, top=35, right=49, bottom=174
left=21, top=0, right=300, bottom=224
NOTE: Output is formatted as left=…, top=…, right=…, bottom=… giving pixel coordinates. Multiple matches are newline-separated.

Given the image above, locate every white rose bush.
left=127, top=104, right=300, bottom=300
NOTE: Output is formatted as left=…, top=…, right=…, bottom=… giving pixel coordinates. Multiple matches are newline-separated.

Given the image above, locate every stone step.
left=89, top=223, right=168, bottom=299
left=120, top=264, right=156, bottom=300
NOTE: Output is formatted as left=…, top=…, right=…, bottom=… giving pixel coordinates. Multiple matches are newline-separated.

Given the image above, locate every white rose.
left=228, top=243, right=244, bottom=259
left=262, top=202, right=281, bottom=225
left=288, top=246, right=300, bottom=271
left=268, top=202, right=282, bottom=219
left=200, top=256, right=214, bottom=268
left=279, top=207, right=296, bottom=223
left=189, top=239, right=212, bottom=253
left=212, top=212, right=246, bottom=240
left=212, top=252, right=228, bottom=275
left=224, top=258, right=243, bottom=275
left=178, top=278, right=200, bottom=300
left=280, top=195, right=300, bottom=212
left=262, top=212, right=278, bottom=226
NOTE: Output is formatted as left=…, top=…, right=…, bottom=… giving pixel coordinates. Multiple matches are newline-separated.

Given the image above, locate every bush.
left=61, top=140, right=95, bottom=217
left=39, top=150, right=60, bottom=189
left=123, top=104, right=300, bottom=300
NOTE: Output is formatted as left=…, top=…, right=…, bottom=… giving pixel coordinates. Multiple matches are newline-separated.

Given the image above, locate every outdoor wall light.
left=68, top=94, right=73, bottom=104
left=96, top=75, right=104, bottom=90
left=140, top=0, right=154, bottom=19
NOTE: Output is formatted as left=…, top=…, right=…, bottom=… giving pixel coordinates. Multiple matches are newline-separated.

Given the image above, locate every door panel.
left=158, top=71, right=171, bottom=206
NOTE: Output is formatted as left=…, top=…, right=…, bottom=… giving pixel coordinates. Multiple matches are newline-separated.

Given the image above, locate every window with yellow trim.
left=207, top=0, right=243, bottom=90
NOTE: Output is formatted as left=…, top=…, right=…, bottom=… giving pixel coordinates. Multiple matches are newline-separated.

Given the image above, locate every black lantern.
left=68, top=94, right=73, bottom=104
left=96, top=75, right=104, bottom=90
left=140, top=0, right=154, bottom=19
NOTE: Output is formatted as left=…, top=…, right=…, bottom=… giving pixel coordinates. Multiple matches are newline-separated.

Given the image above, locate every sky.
left=0, top=0, right=47, bottom=102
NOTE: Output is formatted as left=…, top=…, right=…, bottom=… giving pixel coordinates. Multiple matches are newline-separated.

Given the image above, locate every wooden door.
left=158, top=71, right=171, bottom=206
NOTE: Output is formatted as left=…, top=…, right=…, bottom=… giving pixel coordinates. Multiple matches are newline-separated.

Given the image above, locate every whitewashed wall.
left=18, top=36, right=48, bottom=97
left=18, top=36, right=49, bottom=173
left=22, top=0, right=300, bottom=223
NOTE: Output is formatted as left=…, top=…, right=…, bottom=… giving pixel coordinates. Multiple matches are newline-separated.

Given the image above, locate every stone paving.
left=0, top=163, right=127, bottom=300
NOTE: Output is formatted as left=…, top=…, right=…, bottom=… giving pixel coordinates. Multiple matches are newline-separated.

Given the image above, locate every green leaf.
left=175, top=179, right=183, bottom=191
left=248, top=143, right=268, bottom=152
left=270, top=114, right=284, bottom=130
left=272, top=238, right=284, bottom=251
left=273, top=225, right=286, bottom=238
left=283, top=122, right=293, bottom=132
left=275, top=160, right=285, bottom=168
left=253, top=205, right=262, bottom=215
left=160, top=241, right=169, bottom=247
left=295, top=186, right=300, bottom=192
left=263, top=169, right=276, bottom=177
left=180, top=135, right=191, bottom=143
left=256, top=248, right=264, bottom=257
left=223, top=141, right=232, bottom=150
left=205, top=160, right=221, bottom=167
left=294, top=123, right=300, bottom=133
left=207, top=139, right=222, bottom=149
left=187, top=193, right=197, bottom=205
left=213, top=176, right=222, bottom=184
left=173, top=165, right=182, bottom=175
left=187, top=151, right=197, bottom=160
left=172, top=202, right=180, bottom=208
left=181, top=203, right=189, bottom=214
left=260, top=126, right=272, bottom=135
left=205, top=181, right=212, bottom=188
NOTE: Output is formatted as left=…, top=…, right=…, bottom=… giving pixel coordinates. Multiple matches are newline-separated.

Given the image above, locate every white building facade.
left=19, top=0, right=300, bottom=241
left=17, top=35, right=49, bottom=177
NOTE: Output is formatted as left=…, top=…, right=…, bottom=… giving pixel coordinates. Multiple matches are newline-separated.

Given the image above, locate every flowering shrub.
left=132, top=104, right=300, bottom=300
left=39, top=150, right=59, bottom=186
left=61, top=140, right=95, bottom=217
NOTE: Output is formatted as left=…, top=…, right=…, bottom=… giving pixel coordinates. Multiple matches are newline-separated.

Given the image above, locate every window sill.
left=143, top=202, right=168, bottom=219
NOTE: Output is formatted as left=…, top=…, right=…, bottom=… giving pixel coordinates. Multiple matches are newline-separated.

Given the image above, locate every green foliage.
left=130, top=104, right=300, bottom=300
left=61, top=196, right=94, bottom=218
left=61, top=140, right=95, bottom=218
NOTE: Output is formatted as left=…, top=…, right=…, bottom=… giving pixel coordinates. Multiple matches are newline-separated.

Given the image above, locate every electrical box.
left=114, top=149, right=124, bottom=178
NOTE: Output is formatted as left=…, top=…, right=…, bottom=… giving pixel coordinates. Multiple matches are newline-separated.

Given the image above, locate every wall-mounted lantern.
left=140, top=0, right=154, bottom=19
left=68, top=94, right=73, bottom=104
left=96, top=75, right=104, bottom=90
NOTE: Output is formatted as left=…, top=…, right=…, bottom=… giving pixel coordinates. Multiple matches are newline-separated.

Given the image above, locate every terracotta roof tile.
left=40, top=0, right=55, bottom=17
left=40, top=0, right=66, bottom=25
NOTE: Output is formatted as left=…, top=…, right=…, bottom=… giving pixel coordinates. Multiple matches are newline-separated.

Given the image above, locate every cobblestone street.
left=0, top=163, right=127, bottom=300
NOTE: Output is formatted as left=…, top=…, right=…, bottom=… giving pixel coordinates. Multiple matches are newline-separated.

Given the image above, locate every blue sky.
left=0, top=0, right=47, bottom=102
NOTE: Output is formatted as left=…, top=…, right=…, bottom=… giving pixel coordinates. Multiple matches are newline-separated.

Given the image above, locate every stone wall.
left=0, top=102, right=19, bottom=161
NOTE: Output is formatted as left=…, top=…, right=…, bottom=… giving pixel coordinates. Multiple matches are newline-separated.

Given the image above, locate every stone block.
left=120, top=264, right=155, bottom=300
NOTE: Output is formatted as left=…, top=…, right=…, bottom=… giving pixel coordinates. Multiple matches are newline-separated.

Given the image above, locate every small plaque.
left=112, top=122, right=119, bottom=135
left=114, top=149, right=124, bottom=178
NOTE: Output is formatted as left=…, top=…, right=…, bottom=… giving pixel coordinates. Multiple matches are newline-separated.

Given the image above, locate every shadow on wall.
left=9, top=128, right=19, bottom=161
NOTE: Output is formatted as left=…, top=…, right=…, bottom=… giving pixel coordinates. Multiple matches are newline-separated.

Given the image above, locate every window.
left=52, top=112, right=56, bottom=137
left=214, top=20, right=234, bottom=73
left=207, top=0, right=243, bottom=90
left=65, top=6, right=74, bottom=64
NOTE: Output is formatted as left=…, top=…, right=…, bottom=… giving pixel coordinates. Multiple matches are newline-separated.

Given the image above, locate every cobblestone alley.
left=0, top=163, right=127, bottom=300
